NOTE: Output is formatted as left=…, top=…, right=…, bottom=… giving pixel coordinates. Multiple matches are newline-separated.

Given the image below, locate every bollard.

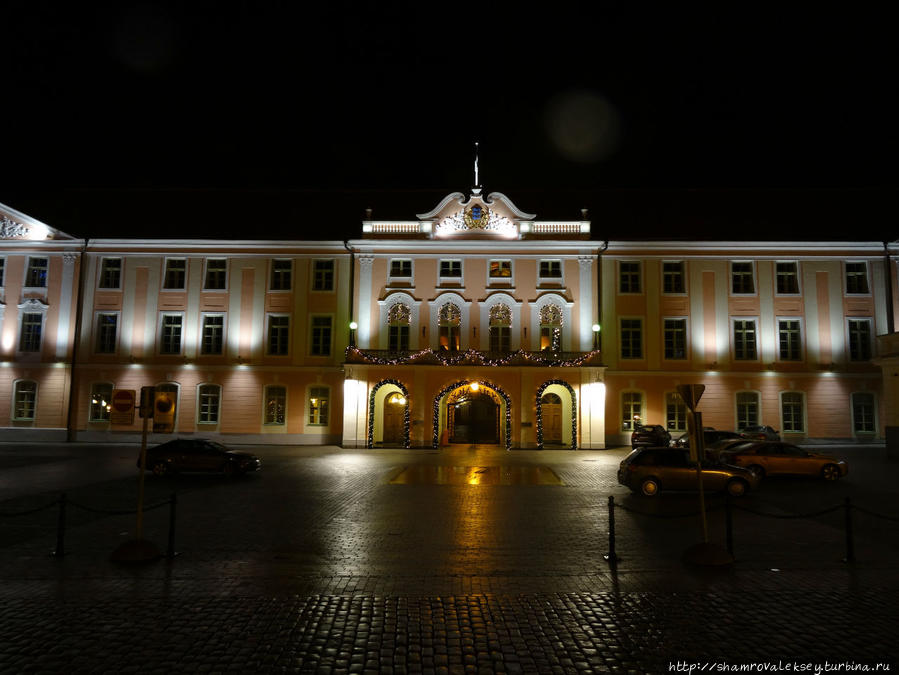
left=843, top=496, right=855, bottom=563
left=166, top=491, right=178, bottom=559
left=53, top=493, right=67, bottom=558
left=725, top=493, right=734, bottom=557
left=603, top=495, right=619, bottom=565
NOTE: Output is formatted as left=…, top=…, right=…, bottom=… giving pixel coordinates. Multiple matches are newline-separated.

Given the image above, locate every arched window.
left=539, top=303, right=563, bottom=351
left=488, top=304, right=511, bottom=352
left=387, top=302, right=411, bottom=351
left=198, top=384, right=221, bottom=424
left=439, top=303, right=461, bottom=351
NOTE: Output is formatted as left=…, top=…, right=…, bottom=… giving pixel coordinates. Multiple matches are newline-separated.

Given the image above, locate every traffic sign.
left=110, top=389, right=136, bottom=425
left=676, top=384, right=706, bottom=412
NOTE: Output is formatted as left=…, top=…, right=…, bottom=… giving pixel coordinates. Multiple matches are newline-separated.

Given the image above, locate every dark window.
left=96, top=314, right=118, bottom=353
left=666, top=392, right=686, bottom=431
left=778, top=320, right=801, bottom=360
left=25, top=257, right=48, bottom=288
left=204, top=259, right=227, bottom=290
left=268, top=316, right=290, bottom=355
left=202, top=315, right=225, bottom=355
left=0, top=258, right=5, bottom=286
left=852, top=392, right=875, bottom=433
left=662, top=262, right=685, bottom=294
left=19, top=313, right=42, bottom=352
left=89, top=383, right=113, bottom=422
left=732, top=262, right=754, bottom=294
left=781, top=392, right=804, bottom=432
left=13, top=381, right=37, bottom=420
left=663, top=318, right=686, bottom=359
left=270, top=260, right=292, bottom=290
left=619, top=262, right=641, bottom=293
left=539, top=260, right=562, bottom=278
left=439, top=260, right=462, bottom=278
left=845, top=262, right=869, bottom=294
left=736, top=392, right=759, bottom=429
left=160, top=315, right=183, bottom=354
left=265, top=386, right=286, bottom=425
left=163, top=259, right=186, bottom=289
left=99, top=258, right=122, bottom=289
left=309, top=387, right=329, bottom=425
left=620, top=319, right=643, bottom=359
left=734, top=320, right=758, bottom=360
left=312, top=260, right=335, bottom=291
left=310, top=316, right=332, bottom=356
left=776, top=262, right=799, bottom=294
left=848, top=319, right=872, bottom=361
left=198, top=385, right=221, bottom=423
left=390, top=260, right=412, bottom=277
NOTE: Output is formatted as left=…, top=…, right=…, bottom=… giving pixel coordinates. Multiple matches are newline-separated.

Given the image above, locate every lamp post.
left=349, top=321, right=358, bottom=348
left=592, top=323, right=600, bottom=351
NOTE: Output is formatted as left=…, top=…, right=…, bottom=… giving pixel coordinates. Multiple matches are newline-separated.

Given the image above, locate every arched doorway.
left=433, top=380, right=512, bottom=450
left=383, top=391, right=407, bottom=444
left=536, top=380, right=577, bottom=449
left=368, top=379, right=410, bottom=448
left=540, top=393, right=563, bottom=445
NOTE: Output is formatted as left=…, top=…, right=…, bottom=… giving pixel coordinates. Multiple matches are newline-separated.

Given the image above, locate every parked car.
left=630, top=424, right=671, bottom=448
left=703, top=437, right=751, bottom=461
left=139, top=439, right=261, bottom=476
left=719, top=442, right=848, bottom=480
left=673, top=428, right=742, bottom=449
left=617, top=447, right=759, bottom=497
left=739, top=425, right=781, bottom=441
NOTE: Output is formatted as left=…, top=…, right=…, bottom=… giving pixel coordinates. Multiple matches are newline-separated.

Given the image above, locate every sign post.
left=110, top=389, right=136, bottom=426
left=676, top=384, right=709, bottom=543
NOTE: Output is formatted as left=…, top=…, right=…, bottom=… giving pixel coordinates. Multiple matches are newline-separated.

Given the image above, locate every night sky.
left=1, top=2, right=895, bottom=241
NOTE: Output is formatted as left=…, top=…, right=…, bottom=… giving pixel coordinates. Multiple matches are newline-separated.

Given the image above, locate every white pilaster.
left=578, top=256, right=594, bottom=351
left=56, top=254, right=77, bottom=359
left=358, top=255, right=374, bottom=347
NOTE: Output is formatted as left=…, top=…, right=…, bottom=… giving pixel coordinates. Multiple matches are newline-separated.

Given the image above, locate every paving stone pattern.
left=1, top=444, right=897, bottom=673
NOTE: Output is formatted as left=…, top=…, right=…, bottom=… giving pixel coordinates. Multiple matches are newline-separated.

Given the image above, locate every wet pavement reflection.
left=389, top=465, right=563, bottom=485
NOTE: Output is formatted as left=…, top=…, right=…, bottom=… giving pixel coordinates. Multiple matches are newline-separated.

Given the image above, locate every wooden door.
left=383, top=402, right=405, bottom=445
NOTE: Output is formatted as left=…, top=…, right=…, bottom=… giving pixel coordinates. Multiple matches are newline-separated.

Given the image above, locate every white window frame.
left=735, top=391, right=761, bottom=431
left=203, top=258, right=228, bottom=291
left=438, top=259, right=463, bottom=284
left=730, top=261, right=756, bottom=296
left=159, top=312, right=185, bottom=355
left=617, top=261, right=642, bottom=294
left=388, top=259, right=413, bottom=283
left=777, top=317, right=803, bottom=362
left=779, top=391, right=806, bottom=434
left=94, top=311, right=119, bottom=355
left=847, top=318, right=873, bottom=362
left=18, top=310, right=47, bottom=354
left=732, top=317, right=759, bottom=361
left=665, top=391, right=687, bottom=431
left=850, top=391, right=877, bottom=436
left=661, top=261, right=686, bottom=295
left=266, top=313, right=291, bottom=356
left=662, top=317, right=688, bottom=361
left=621, top=391, right=645, bottom=431
left=200, top=313, right=227, bottom=356
left=488, top=259, right=513, bottom=286
left=307, top=385, right=330, bottom=427
left=197, top=383, right=222, bottom=425
left=263, top=384, right=287, bottom=426
left=98, top=257, right=122, bottom=290
left=270, top=259, right=293, bottom=292
left=774, top=261, right=801, bottom=295
left=24, top=256, right=49, bottom=289
left=844, top=261, right=871, bottom=296
left=538, top=259, right=564, bottom=285
left=12, top=379, right=38, bottom=421
left=162, top=258, right=187, bottom=290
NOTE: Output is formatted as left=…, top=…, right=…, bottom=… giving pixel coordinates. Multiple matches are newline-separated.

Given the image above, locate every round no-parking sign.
left=110, top=389, right=136, bottom=425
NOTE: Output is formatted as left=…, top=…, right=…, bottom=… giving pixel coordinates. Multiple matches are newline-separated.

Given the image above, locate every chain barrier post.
left=603, top=495, right=619, bottom=566
left=725, top=493, right=734, bottom=557
left=53, top=493, right=67, bottom=558
left=843, top=496, right=855, bottom=563
left=166, top=491, right=178, bottom=559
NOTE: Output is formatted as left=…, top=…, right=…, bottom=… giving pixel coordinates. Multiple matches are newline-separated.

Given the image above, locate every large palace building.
left=1, top=188, right=897, bottom=448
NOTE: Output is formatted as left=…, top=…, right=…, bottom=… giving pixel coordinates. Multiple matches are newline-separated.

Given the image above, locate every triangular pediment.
left=0, top=202, right=77, bottom=241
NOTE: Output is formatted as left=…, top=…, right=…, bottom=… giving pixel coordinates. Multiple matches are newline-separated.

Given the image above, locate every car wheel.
left=726, top=478, right=748, bottom=497
left=821, top=464, right=842, bottom=481
left=748, top=464, right=765, bottom=478
left=640, top=477, right=660, bottom=497
left=151, top=461, right=168, bottom=477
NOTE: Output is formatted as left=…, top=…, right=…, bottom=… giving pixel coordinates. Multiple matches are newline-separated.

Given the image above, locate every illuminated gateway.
left=1, top=187, right=897, bottom=448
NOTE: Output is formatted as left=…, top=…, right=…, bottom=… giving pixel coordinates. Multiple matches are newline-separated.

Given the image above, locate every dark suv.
left=630, top=424, right=671, bottom=449
left=618, top=447, right=759, bottom=497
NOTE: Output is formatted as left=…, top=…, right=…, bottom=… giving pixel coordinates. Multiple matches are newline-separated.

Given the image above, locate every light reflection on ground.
left=389, top=465, right=564, bottom=485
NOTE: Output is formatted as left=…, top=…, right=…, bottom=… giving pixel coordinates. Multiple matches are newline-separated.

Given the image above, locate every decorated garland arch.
left=536, top=379, right=577, bottom=450
left=368, top=379, right=411, bottom=449
left=432, top=379, right=512, bottom=451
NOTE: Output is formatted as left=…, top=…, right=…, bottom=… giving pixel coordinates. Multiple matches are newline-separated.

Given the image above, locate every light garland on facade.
left=432, top=379, right=512, bottom=451
left=535, top=379, right=578, bottom=450
left=367, top=379, right=411, bottom=449
left=346, top=347, right=601, bottom=368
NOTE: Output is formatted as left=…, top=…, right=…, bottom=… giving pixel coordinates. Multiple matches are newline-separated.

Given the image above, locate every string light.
left=535, top=380, right=578, bottom=450
left=432, top=379, right=512, bottom=451
left=367, top=379, right=411, bottom=449
left=346, top=347, right=601, bottom=368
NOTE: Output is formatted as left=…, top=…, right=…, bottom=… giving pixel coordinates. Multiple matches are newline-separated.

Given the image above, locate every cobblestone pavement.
left=1, top=444, right=897, bottom=673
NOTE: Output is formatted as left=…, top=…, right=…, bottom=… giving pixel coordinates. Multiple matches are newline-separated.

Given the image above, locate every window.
left=160, top=314, right=183, bottom=354
left=663, top=318, right=686, bottom=360
left=620, top=318, right=643, bottom=359
left=310, top=316, right=332, bottom=356
left=778, top=320, right=801, bottom=361
left=621, top=392, right=643, bottom=430
left=489, top=260, right=512, bottom=278
left=733, top=320, right=758, bottom=360
left=781, top=392, right=805, bottom=433
left=845, top=262, right=869, bottom=294
left=270, top=259, right=292, bottom=290
left=390, top=259, right=412, bottom=278
left=851, top=392, right=876, bottom=434
left=0, top=258, right=5, bottom=286
left=619, top=262, right=641, bottom=293
left=662, top=262, right=685, bottom=294
left=267, top=315, right=290, bottom=355
left=387, top=303, right=410, bottom=351
left=439, top=260, right=462, bottom=279
left=539, top=304, right=563, bottom=351
left=99, top=258, right=121, bottom=289
left=89, top=383, right=113, bottom=422
left=264, top=385, right=286, bottom=425
left=438, top=303, right=461, bottom=351
left=776, top=262, right=799, bottom=294
left=731, top=262, right=755, bottom=294
left=312, top=259, right=334, bottom=291
left=665, top=392, right=686, bottom=431
left=201, top=315, right=225, bottom=355
left=848, top=319, right=872, bottom=361
left=19, top=313, right=43, bottom=352
left=25, top=257, right=48, bottom=288
left=308, top=386, right=329, bottom=425
left=163, top=259, right=186, bottom=289
left=489, top=304, right=512, bottom=352
left=198, top=384, right=221, bottom=424
left=539, top=260, right=562, bottom=279
left=13, top=380, right=37, bottom=420
left=95, top=313, right=118, bottom=354
left=736, top=392, right=760, bottom=430
left=204, top=259, right=227, bottom=290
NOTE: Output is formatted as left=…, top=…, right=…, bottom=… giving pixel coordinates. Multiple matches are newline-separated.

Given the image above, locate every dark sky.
left=1, top=2, right=895, bottom=241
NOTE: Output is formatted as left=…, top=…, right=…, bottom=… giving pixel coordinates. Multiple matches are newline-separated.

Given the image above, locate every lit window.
left=99, top=258, right=121, bottom=289
left=270, top=260, right=292, bottom=291
left=781, top=392, right=804, bottom=432
left=620, top=318, right=643, bottom=359
left=204, top=259, right=227, bottom=290
left=489, top=304, right=512, bottom=353
left=845, top=262, right=869, bottom=294
left=388, top=303, right=410, bottom=351
left=310, top=316, right=332, bottom=356
left=489, top=260, right=512, bottom=278
left=663, top=318, right=686, bottom=360
left=201, top=315, right=225, bottom=355
left=539, top=260, right=562, bottom=279
left=665, top=392, right=686, bottom=431
left=264, top=385, right=286, bottom=425
left=734, top=320, right=758, bottom=360
left=622, top=391, right=643, bottom=430
left=851, top=392, right=876, bottom=434
left=736, top=392, right=760, bottom=429
left=198, top=384, right=221, bottom=424
left=312, top=260, right=334, bottom=291
left=539, top=304, right=563, bottom=351
left=848, top=319, right=872, bottom=361
left=268, top=315, right=290, bottom=355
left=308, top=387, right=329, bottom=425
left=160, top=314, right=183, bottom=354
left=19, top=313, right=43, bottom=352
left=776, top=262, right=799, bottom=294
left=662, top=261, right=685, bottom=294
left=439, top=303, right=461, bottom=351
left=95, top=313, right=118, bottom=354
left=89, top=383, right=113, bottom=422
left=778, top=320, right=801, bottom=361
left=731, top=262, right=754, bottom=294
left=163, top=259, right=186, bottom=289
left=619, top=262, right=641, bottom=293
left=13, top=381, right=37, bottom=420
left=25, top=257, right=48, bottom=288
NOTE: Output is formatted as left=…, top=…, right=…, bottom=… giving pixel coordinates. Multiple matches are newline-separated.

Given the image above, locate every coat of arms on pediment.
left=0, top=202, right=77, bottom=241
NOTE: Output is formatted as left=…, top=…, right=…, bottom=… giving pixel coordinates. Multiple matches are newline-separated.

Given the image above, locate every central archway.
left=433, top=380, right=512, bottom=450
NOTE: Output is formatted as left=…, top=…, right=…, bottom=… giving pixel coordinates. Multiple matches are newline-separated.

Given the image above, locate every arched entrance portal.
left=368, top=379, right=411, bottom=448
left=536, top=380, right=577, bottom=449
left=433, top=380, right=512, bottom=450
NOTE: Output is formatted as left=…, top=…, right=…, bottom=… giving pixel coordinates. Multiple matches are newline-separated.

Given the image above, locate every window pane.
left=20, top=313, right=43, bottom=352
left=666, top=392, right=686, bottom=430
left=202, top=315, right=224, bottom=355
left=313, top=260, right=334, bottom=290
left=96, top=314, right=118, bottom=353
left=309, top=387, right=329, bottom=425
left=204, top=259, right=227, bottom=290
left=778, top=320, right=801, bottom=360
left=782, top=392, right=804, bottom=432
left=90, top=383, right=113, bottom=422
left=848, top=320, right=872, bottom=361
left=732, top=263, right=754, bottom=294
left=663, top=319, right=686, bottom=359
left=620, top=319, right=643, bottom=359
left=776, top=262, right=799, bottom=294
left=14, top=381, right=37, bottom=420
left=198, top=385, right=220, bottom=423
left=265, top=386, right=286, bottom=425
left=845, top=263, right=869, bottom=294
left=852, top=393, right=875, bottom=433
left=390, top=260, right=412, bottom=277
left=622, top=392, right=642, bottom=430
left=271, top=260, right=292, bottom=290
left=161, top=315, right=183, bottom=354
left=734, top=320, right=757, bottom=360
left=539, top=260, right=562, bottom=278
left=100, top=259, right=121, bottom=288
left=619, top=262, right=640, bottom=293
left=440, top=260, right=461, bottom=277
left=164, top=260, right=186, bottom=289
left=268, top=316, right=289, bottom=355
left=736, top=392, right=759, bottom=429
left=489, top=260, right=511, bottom=278
left=0, top=259, right=5, bottom=287
left=26, top=258, right=48, bottom=287
left=662, top=262, right=685, bottom=294
left=311, top=316, right=332, bottom=356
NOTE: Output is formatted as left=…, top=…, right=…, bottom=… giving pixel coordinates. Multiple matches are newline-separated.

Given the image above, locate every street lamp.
left=592, top=323, right=601, bottom=350
left=349, top=321, right=358, bottom=347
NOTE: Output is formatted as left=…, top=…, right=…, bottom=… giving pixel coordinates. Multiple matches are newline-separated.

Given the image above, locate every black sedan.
left=139, top=439, right=261, bottom=476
